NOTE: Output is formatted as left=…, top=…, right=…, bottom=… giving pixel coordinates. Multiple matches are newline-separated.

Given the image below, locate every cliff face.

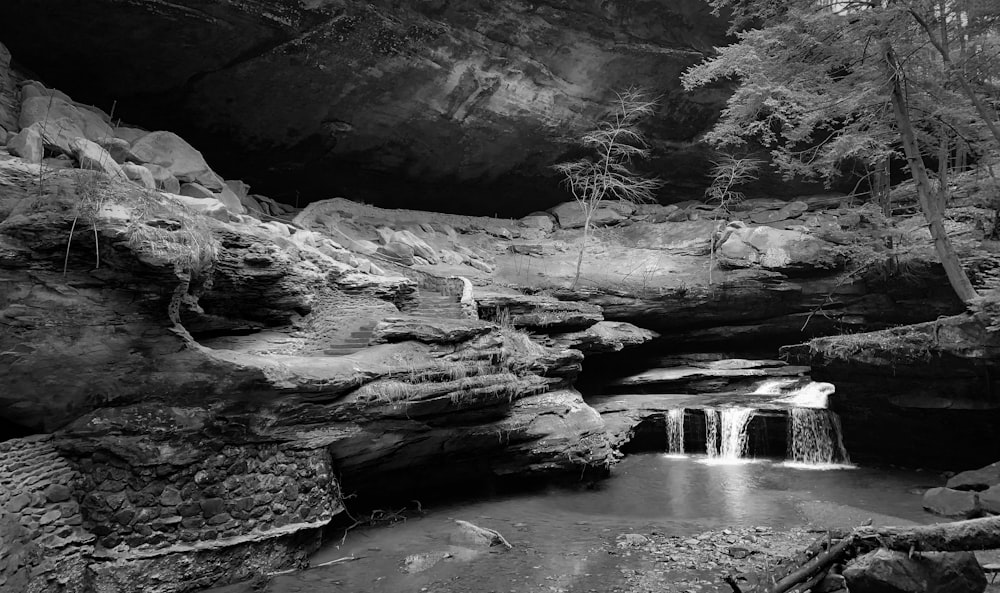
left=0, top=0, right=730, bottom=213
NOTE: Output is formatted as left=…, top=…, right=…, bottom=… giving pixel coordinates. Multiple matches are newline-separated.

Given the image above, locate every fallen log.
left=764, top=515, right=1000, bottom=593
left=857, top=515, right=1000, bottom=553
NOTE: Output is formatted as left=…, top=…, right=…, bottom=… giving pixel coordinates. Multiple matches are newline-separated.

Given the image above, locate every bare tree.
left=553, top=88, right=662, bottom=289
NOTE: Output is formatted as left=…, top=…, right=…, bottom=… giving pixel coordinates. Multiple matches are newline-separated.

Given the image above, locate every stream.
left=220, top=454, right=937, bottom=593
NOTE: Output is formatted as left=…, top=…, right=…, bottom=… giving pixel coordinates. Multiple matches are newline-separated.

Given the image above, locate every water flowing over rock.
left=787, top=409, right=851, bottom=466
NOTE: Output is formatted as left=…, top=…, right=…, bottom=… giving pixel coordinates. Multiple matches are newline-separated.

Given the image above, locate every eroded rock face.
left=0, top=158, right=612, bottom=592
left=0, top=0, right=731, bottom=212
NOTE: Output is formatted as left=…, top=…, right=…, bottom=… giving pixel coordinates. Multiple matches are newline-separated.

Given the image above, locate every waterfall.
left=787, top=409, right=851, bottom=466
left=704, top=407, right=755, bottom=461
left=666, top=409, right=685, bottom=455
left=752, top=378, right=798, bottom=395
left=779, top=382, right=835, bottom=409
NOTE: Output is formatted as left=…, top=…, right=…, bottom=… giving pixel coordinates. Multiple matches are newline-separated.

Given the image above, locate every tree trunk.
left=859, top=515, right=1000, bottom=553
left=883, top=42, right=979, bottom=303
left=572, top=211, right=592, bottom=289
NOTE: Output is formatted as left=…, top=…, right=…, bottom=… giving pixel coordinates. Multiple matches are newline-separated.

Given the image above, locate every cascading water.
left=665, top=409, right=685, bottom=455
left=787, top=408, right=851, bottom=467
left=704, top=407, right=755, bottom=461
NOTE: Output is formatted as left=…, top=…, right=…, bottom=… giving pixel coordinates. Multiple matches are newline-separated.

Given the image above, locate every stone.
left=130, top=131, right=224, bottom=190
left=96, top=137, right=141, bottom=164
left=38, top=509, right=61, bottom=525
left=449, top=520, right=510, bottom=548
left=923, top=487, right=980, bottom=518
left=179, top=182, right=216, bottom=201
left=977, top=484, right=1000, bottom=514
left=122, top=162, right=156, bottom=189
left=616, top=533, right=649, bottom=547
left=240, top=194, right=263, bottom=214
left=18, top=95, right=113, bottom=144
left=216, top=185, right=246, bottom=214
left=376, top=241, right=416, bottom=265
left=371, top=316, right=494, bottom=345
left=113, top=126, right=148, bottom=144
left=199, top=498, right=225, bottom=517
left=520, top=211, right=555, bottom=232
left=716, top=224, right=842, bottom=272
left=7, top=126, right=43, bottom=163
left=7, top=492, right=31, bottom=513
left=68, top=137, right=127, bottom=181
left=225, top=179, right=250, bottom=199
left=390, top=229, right=438, bottom=263
left=749, top=200, right=809, bottom=224
left=159, top=486, right=182, bottom=506
left=948, top=461, right=1000, bottom=491
left=0, top=126, right=6, bottom=145
left=44, top=484, right=71, bottom=503
left=142, top=163, right=181, bottom=194
left=548, top=201, right=624, bottom=229
left=843, top=548, right=986, bottom=593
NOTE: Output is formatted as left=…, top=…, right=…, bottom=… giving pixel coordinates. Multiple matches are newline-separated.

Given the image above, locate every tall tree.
left=682, top=0, right=989, bottom=302
left=553, top=88, right=662, bottom=289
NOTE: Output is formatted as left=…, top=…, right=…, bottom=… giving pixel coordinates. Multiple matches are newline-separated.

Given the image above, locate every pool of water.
left=225, top=454, right=940, bottom=593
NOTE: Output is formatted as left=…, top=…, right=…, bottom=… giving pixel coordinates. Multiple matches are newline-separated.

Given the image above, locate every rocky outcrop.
left=0, top=150, right=612, bottom=592
left=0, top=0, right=732, bottom=212
left=781, top=314, right=1000, bottom=469
left=545, top=320, right=658, bottom=354
left=477, top=291, right=604, bottom=331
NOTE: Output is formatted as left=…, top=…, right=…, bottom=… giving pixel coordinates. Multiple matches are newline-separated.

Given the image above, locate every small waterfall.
left=704, top=407, right=756, bottom=461
left=780, top=382, right=835, bottom=409
left=666, top=409, right=685, bottom=455
left=752, top=378, right=798, bottom=395
left=705, top=409, right=719, bottom=457
left=787, top=409, right=851, bottom=466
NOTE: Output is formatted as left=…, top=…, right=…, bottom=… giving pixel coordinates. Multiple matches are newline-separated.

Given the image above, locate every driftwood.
left=762, top=515, right=1000, bottom=593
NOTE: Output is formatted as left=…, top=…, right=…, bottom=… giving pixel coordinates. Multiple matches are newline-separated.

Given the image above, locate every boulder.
left=548, top=321, right=658, bottom=354
left=113, top=126, right=148, bottom=144
left=947, top=461, right=1000, bottom=491
left=979, top=484, right=1000, bottom=515
left=180, top=182, right=216, bottom=201
left=843, top=549, right=986, bottom=593
left=22, top=119, right=86, bottom=155
left=371, top=316, right=494, bottom=344
left=449, top=520, right=511, bottom=549
left=216, top=185, right=246, bottom=214
left=520, top=211, right=555, bottom=233
left=438, top=248, right=464, bottom=265
left=239, top=194, right=263, bottom=214
left=122, top=162, right=155, bottom=189
left=601, top=199, right=638, bottom=216
left=7, top=126, right=43, bottom=163
left=18, top=95, right=113, bottom=143
left=749, top=200, right=809, bottom=224
left=96, top=137, right=141, bottom=164
left=142, top=163, right=181, bottom=194
left=923, top=487, right=980, bottom=518
left=390, top=229, right=437, bottom=264
left=130, top=131, right=224, bottom=190
left=377, top=241, right=416, bottom=265
left=164, top=193, right=230, bottom=222
left=225, top=179, right=250, bottom=199
left=68, top=137, right=127, bottom=181
left=716, top=225, right=842, bottom=272
left=548, top=201, right=624, bottom=229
